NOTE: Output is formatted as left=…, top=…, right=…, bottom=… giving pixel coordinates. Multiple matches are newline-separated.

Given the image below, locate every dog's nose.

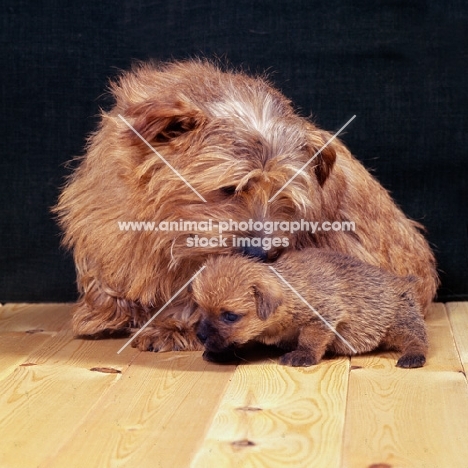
left=240, top=245, right=268, bottom=262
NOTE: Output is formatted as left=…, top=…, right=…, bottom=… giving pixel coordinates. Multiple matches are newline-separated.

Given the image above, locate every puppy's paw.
left=396, top=354, right=426, bottom=368
left=279, top=350, right=318, bottom=367
left=132, top=322, right=203, bottom=352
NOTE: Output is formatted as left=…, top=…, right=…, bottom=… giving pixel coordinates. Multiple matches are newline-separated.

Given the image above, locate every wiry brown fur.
left=53, top=59, right=438, bottom=351
left=192, top=251, right=428, bottom=368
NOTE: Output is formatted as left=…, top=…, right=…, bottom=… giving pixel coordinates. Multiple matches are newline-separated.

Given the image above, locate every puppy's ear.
left=125, top=97, right=206, bottom=144
left=253, top=283, right=283, bottom=320
left=306, top=130, right=337, bottom=186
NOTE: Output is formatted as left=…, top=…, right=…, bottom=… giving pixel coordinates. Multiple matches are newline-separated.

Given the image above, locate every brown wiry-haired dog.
left=54, top=60, right=437, bottom=352
left=192, top=250, right=428, bottom=368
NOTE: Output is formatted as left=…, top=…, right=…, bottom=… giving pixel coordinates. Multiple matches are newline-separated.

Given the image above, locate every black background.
left=1, top=1, right=467, bottom=302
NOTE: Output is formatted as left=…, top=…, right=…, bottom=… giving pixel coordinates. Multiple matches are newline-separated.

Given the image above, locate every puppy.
left=53, top=60, right=437, bottom=352
left=192, top=250, right=428, bottom=368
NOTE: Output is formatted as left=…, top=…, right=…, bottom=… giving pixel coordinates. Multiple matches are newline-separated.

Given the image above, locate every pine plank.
left=0, top=303, right=72, bottom=332
left=44, top=351, right=236, bottom=468
left=446, top=302, right=468, bottom=374
left=342, top=303, right=468, bottom=468
left=0, top=331, right=139, bottom=468
left=0, top=304, right=73, bottom=382
left=0, top=332, right=52, bottom=382
left=192, top=356, right=350, bottom=468
left=1, top=302, right=467, bottom=467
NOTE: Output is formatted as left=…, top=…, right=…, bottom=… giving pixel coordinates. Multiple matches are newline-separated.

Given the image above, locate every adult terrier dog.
left=54, top=60, right=438, bottom=351
left=192, top=251, right=428, bottom=368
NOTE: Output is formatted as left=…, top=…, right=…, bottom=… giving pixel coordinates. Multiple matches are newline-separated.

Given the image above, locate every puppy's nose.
left=196, top=321, right=209, bottom=344
left=197, top=330, right=208, bottom=344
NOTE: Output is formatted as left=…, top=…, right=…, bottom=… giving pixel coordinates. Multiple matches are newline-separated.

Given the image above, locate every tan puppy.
left=192, top=250, right=428, bottom=368
left=54, top=60, right=437, bottom=352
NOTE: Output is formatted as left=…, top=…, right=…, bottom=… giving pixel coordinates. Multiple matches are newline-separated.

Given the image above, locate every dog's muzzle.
left=240, top=245, right=269, bottom=262
left=239, top=244, right=285, bottom=263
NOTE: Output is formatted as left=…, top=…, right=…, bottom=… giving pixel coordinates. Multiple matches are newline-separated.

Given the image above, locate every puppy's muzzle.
left=196, top=329, right=207, bottom=344
left=196, top=319, right=239, bottom=363
left=196, top=320, right=213, bottom=345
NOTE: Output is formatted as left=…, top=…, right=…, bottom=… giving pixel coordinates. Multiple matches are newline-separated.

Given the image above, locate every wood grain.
left=0, top=332, right=52, bottom=382
left=0, top=304, right=73, bottom=383
left=0, top=303, right=72, bottom=332
left=192, top=357, right=350, bottom=468
left=342, top=303, right=468, bottom=468
left=446, top=302, right=468, bottom=374
left=0, top=329, right=139, bottom=467
left=1, top=302, right=467, bottom=467
left=44, top=351, right=236, bottom=468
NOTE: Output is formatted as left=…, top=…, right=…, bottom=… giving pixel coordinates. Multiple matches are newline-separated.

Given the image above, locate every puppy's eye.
left=219, top=185, right=237, bottom=196
left=221, top=311, right=241, bottom=323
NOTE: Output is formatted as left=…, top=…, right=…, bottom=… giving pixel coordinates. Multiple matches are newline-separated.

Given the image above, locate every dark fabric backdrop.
left=1, top=1, right=467, bottom=302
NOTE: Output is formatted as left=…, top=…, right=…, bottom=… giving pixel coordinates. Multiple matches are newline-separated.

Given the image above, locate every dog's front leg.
left=279, top=322, right=333, bottom=367
left=131, top=304, right=203, bottom=352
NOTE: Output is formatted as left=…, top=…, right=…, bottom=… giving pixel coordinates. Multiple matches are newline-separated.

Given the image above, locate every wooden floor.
left=1, top=303, right=468, bottom=467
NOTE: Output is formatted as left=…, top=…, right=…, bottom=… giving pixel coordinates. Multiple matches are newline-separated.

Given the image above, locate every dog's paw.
left=132, top=323, right=203, bottom=352
left=279, top=350, right=318, bottom=367
left=396, top=354, right=426, bottom=368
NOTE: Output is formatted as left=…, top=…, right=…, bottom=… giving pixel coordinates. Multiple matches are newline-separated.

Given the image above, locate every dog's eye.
left=154, top=118, right=198, bottom=143
left=219, top=185, right=237, bottom=196
left=221, top=311, right=241, bottom=323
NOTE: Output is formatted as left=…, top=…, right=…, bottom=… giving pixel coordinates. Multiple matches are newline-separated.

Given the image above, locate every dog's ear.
left=125, top=97, right=206, bottom=144
left=306, top=130, right=337, bottom=186
left=253, top=283, right=283, bottom=320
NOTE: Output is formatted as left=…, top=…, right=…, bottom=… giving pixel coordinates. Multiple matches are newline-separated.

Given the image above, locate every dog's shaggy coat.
left=54, top=60, right=438, bottom=351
